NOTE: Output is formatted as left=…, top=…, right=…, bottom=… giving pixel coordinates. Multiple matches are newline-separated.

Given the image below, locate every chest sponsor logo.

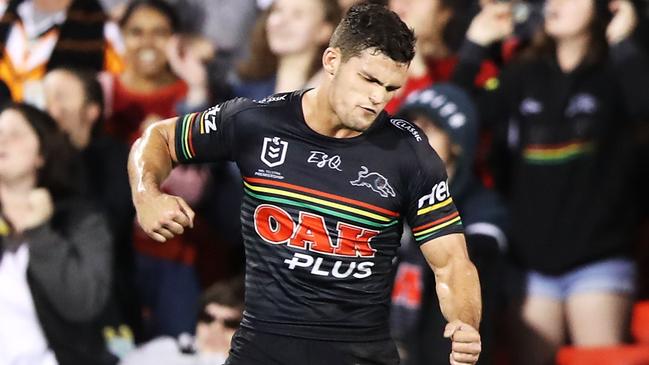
left=417, top=180, right=450, bottom=209
left=307, top=151, right=342, bottom=171
left=202, top=104, right=221, bottom=134
left=390, top=119, right=423, bottom=142
left=261, top=137, right=288, bottom=168
left=566, top=93, right=597, bottom=117
left=520, top=98, right=543, bottom=115
left=350, top=166, right=395, bottom=198
left=254, top=205, right=379, bottom=278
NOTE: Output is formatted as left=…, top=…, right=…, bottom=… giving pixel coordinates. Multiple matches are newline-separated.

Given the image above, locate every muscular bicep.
left=420, top=233, right=470, bottom=273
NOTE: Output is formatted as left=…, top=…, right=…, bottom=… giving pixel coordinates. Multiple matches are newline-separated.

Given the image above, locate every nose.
left=369, top=87, right=387, bottom=105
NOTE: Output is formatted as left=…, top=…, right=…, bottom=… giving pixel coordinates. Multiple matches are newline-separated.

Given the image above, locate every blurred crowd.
left=0, top=0, right=648, bottom=364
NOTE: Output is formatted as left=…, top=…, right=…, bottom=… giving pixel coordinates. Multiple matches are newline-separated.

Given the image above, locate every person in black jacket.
left=390, top=83, right=507, bottom=365
left=454, top=1, right=649, bottom=364
left=43, top=67, right=140, bottom=346
left=0, top=103, right=116, bottom=365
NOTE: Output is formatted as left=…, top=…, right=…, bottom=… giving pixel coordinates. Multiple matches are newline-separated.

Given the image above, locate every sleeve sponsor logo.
left=417, top=180, right=449, bottom=209
left=201, top=104, right=221, bottom=134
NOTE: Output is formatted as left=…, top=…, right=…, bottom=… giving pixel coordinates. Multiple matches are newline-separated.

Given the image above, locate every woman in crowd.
left=102, top=0, right=186, bottom=144
left=385, top=0, right=498, bottom=114
left=232, top=0, right=341, bottom=100
left=456, top=1, right=649, bottom=364
left=0, top=103, right=115, bottom=364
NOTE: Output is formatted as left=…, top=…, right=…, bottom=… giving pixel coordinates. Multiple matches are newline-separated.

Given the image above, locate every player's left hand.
left=444, top=320, right=481, bottom=365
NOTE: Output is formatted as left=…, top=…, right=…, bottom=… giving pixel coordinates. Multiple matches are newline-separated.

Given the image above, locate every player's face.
left=329, top=48, right=408, bottom=132
left=266, top=0, right=332, bottom=56
left=545, top=0, right=594, bottom=40
left=122, top=5, right=174, bottom=78
left=0, top=109, right=42, bottom=184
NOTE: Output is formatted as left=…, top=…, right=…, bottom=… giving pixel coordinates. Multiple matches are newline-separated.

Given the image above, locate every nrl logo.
left=350, top=166, right=395, bottom=198
left=261, top=137, right=289, bottom=168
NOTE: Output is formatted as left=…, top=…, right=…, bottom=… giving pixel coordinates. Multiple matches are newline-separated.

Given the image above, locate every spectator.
left=102, top=0, right=186, bottom=145
left=120, top=276, right=245, bottom=365
left=0, top=103, right=115, bottom=364
left=101, top=0, right=220, bottom=339
left=42, top=67, right=141, bottom=345
left=457, top=1, right=649, bottom=364
left=391, top=84, right=507, bottom=365
left=385, top=0, right=498, bottom=114
left=232, top=0, right=342, bottom=100
left=0, top=0, right=123, bottom=102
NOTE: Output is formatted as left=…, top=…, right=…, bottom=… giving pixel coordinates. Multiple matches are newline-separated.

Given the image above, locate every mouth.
left=360, top=106, right=376, bottom=115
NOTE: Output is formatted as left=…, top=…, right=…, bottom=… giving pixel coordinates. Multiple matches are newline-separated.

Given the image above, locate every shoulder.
left=384, top=116, right=445, bottom=171
left=217, top=91, right=298, bottom=120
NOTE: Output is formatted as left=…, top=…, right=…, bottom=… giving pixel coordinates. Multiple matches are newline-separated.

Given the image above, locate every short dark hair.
left=329, top=3, right=415, bottom=63
left=119, top=0, right=180, bottom=32
left=0, top=103, right=78, bottom=199
left=197, top=275, right=245, bottom=324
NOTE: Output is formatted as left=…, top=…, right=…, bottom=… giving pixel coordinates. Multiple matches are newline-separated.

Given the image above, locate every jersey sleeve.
left=405, top=144, right=464, bottom=246
left=174, top=98, right=250, bottom=164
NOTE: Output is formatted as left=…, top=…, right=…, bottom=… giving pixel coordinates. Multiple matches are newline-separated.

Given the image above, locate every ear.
left=322, top=47, right=341, bottom=76
left=84, top=103, right=101, bottom=128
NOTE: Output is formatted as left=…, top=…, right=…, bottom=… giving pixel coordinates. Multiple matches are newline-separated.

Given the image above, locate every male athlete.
left=129, top=4, right=481, bottom=365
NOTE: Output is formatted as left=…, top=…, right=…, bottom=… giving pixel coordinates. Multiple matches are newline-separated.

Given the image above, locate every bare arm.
left=421, top=232, right=482, bottom=365
left=421, top=232, right=481, bottom=327
left=128, top=118, right=195, bottom=242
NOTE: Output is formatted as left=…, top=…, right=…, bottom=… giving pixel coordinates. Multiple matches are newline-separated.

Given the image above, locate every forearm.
left=128, top=119, right=177, bottom=203
left=434, top=257, right=482, bottom=329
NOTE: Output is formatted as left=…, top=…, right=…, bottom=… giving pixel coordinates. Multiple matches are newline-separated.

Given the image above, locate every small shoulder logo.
left=261, top=137, right=289, bottom=168
left=350, top=166, right=395, bottom=198
left=390, top=119, right=423, bottom=142
left=202, top=104, right=221, bottom=134
left=258, top=94, right=287, bottom=104
left=307, top=151, right=342, bottom=171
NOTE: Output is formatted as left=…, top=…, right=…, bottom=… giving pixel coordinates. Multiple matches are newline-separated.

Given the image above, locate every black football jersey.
left=175, top=90, right=464, bottom=341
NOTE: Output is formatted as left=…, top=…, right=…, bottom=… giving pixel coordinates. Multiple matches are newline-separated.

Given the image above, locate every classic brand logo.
left=390, top=119, right=423, bottom=142
left=261, top=137, right=288, bottom=168
left=307, top=151, right=342, bottom=171
left=350, top=166, right=395, bottom=198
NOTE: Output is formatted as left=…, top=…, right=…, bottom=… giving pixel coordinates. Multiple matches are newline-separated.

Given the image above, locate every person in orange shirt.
left=0, top=0, right=123, bottom=103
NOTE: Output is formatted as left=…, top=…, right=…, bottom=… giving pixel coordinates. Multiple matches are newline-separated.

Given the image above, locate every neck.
left=120, top=68, right=177, bottom=93
left=34, top=0, right=71, bottom=12
left=556, top=33, right=590, bottom=72
left=302, top=86, right=361, bottom=139
left=275, top=50, right=318, bottom=93
left=70, top=127, right=92, bottom=149
left=0, top=175, right=37, bottom=205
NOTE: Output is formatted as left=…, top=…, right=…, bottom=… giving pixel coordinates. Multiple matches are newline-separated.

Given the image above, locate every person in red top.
left=385, top=0, right=498, bottom=115
left=102, top=0, right=187, bottom=145
left=101, top=0, right=216, bottom=339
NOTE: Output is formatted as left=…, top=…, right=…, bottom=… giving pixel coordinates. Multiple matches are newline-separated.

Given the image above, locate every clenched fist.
left=134, top=191, right=195, bottom=242
left=444, top=320, right=481, bottom=365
